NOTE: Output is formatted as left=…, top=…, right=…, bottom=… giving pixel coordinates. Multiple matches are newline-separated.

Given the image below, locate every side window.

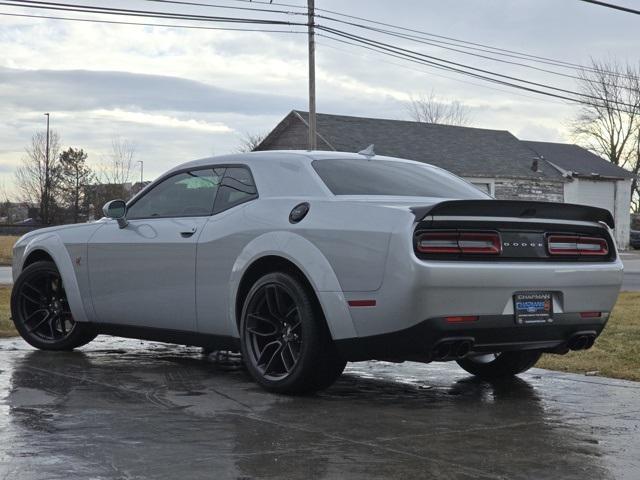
left=213, top=166, right=257, bottom=214
left=127, top=169, right=223, bottom=219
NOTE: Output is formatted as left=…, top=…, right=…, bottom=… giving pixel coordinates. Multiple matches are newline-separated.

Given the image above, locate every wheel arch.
left=22, top=249, right=54, bottom=268
left=19, top=235, right=90, bottom=323
left=229, top=232, right=357, bottom=341
left=235, top=255, right=315, bottom=327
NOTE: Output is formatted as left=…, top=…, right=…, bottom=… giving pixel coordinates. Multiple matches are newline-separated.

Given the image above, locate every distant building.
left=257, top=110, right=633, bottom=249
left=0, top=202, right=33, bottom=223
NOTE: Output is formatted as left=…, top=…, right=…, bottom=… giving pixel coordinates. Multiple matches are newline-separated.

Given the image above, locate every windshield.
left=312, top=159, right=490, bottom=199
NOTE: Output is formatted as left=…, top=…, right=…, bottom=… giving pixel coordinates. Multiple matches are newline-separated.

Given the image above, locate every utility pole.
left=44, top=112, right=50, bottom=224
left=137, top=160, right=144, bottom=183
left=307, top=0, right=317, bottom=150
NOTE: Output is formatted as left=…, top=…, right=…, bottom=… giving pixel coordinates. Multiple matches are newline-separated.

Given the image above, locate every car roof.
left=151, top=150, right=458, bottom=200
left=174, top=150, right=438, bottom=171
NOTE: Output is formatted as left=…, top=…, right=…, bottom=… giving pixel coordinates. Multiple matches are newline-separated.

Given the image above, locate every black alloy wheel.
left=240, top=271, right=346, bottom=394
left=244, top=282, right=302, bottom=380
left=11, top=261, right=96, bottom=350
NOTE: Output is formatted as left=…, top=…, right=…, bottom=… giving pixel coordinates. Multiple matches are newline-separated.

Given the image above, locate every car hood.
left=15, top=220, right=105, bottom=247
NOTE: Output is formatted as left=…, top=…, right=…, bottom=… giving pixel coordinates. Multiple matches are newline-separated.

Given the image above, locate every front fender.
left=228, top=231, right=357, bottom=340
left=20, top=234, right=90, bottom=324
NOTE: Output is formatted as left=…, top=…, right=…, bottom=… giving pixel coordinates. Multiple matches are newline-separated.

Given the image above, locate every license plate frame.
left=513, top=291, right=553, bottom=325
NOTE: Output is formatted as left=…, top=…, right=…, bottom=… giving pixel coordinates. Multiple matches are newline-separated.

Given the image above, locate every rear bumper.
left=335, top=313, right=609, bottom=362
left=346, top=256, right=623, bottom=338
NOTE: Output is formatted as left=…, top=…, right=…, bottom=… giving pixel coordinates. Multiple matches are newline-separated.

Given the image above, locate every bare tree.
left=14, top=131, right=62, bottom=224
left=99, top=137, right=136, bottom=185
left=0, top=181, right=10, bottom=203
left=90, top=137, right=137, bottom=217
left=406, top=91, right=472, bottom=126
left=571, top=58, right=640, bottom=210
left=0, top=181, right=12, bottom=223
left=237, top=132, right=266, bottom=153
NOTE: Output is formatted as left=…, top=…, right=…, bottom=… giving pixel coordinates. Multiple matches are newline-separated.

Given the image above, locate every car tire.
left=456, top=350, right=542, bottom=379
left=11, top=261, right=97, bottom=351
left=240, top=271, right=346, bottom=394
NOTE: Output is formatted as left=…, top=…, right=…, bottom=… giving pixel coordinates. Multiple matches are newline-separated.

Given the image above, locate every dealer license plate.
left=514, top=292, right=553, bottom=325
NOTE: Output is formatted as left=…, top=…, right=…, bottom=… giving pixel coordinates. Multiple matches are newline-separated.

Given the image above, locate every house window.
left=465, top=178, right=495, bottom=197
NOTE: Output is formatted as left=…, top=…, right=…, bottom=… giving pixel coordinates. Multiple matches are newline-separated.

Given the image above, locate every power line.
left=316, top=30, right=638, bottom=115
left=316, top=32, right=583, bottom=105
left=316, top=38, right=571, bottom=108
left=317, top=26, right=638, bottom=110
left=138, top=0, right=305, bottom=17
left=347, top=24, right=586, bottom=82
left=225, top=0, right=635, bottom=80
left=1, top=0, right=304, bottom=25
left=3, top=0, right=635, bottom=114
left=313, top=10, right=635, bottom=80
left=314, top=12, right=588, bottom=71
left=324, top=22, right=638, bottom=93
left=577, top=0, right=640, bottom=15
left=0, top=10, right=305, bottom=33
left=200, top=0, right=604, bottom=71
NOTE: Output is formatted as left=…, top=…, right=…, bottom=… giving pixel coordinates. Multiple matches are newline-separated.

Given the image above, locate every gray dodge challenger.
left=10, top=150, right=623, bottom=393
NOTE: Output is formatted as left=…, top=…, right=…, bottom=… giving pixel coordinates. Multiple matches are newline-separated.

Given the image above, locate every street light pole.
left=44, top=112, right=50, bottom=224
left=137, top=160, right=144, bottom=184
left=307, top=0, right=317, bottom=151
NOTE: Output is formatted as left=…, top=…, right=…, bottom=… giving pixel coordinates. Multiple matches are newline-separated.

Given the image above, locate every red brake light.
left=445, top=315, right=479, bottom=323
left=417, top=231, right=501, bottom=255
left=547, top=235, right=608, bottom=256
left=580, top=311, right=601, bottom=318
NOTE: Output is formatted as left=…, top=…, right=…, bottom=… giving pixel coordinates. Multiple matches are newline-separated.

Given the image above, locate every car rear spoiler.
left=410, top=200, right=615, bottom=229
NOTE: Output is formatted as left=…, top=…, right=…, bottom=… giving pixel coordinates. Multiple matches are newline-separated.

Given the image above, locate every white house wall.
left=563, top=178, right=631, bottom=250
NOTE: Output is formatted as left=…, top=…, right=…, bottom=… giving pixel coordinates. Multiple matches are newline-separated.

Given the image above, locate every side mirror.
left=103, top=199, right=128, bottom=229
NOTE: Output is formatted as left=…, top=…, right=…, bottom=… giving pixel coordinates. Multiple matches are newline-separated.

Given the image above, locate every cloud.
left=0, top=67, right=302, bottom=114
left=0, top=0, right=637, bottom=198
left=82, top=109, right=234, bottom=133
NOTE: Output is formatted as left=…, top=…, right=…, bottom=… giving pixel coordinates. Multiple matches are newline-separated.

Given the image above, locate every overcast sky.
left=0, top=0, right=638, bottom=197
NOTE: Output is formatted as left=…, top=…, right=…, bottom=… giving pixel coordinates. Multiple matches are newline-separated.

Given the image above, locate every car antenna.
left=357, top=144, right=375, bottom=159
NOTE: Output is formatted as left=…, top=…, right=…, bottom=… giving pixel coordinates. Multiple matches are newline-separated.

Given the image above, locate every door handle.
left=180, top=227, right=197, bottom=238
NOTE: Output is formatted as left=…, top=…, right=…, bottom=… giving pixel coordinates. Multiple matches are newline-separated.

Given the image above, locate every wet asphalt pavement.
left=0, top=337, right=638, bottom=479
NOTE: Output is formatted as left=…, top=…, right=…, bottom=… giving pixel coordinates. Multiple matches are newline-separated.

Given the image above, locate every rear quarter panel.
left=196, top=198, right=407, bottom=339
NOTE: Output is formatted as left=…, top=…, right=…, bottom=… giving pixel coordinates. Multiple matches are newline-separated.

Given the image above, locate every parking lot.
left=0, top=336, right=638, bottom=479
left=1, top=255, right=639, bottom=479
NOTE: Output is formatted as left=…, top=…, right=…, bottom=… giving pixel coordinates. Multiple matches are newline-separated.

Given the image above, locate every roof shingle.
left=523, top=140, right=633, bottom=179
left=259, top=111, right=562, bottom=180
left=258, top=111, right=632, bottom=182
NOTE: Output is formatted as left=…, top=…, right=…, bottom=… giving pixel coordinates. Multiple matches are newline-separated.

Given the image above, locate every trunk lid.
left=411, top=200, right=615, bottom=262
left=411, top=199, right=614, bottom=228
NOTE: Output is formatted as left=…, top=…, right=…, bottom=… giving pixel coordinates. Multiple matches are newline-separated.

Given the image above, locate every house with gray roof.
left=256, top=110, right=633, bottom=248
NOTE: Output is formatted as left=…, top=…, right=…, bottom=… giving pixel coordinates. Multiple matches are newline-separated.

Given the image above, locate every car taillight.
left=547, top=235, right=609, bottom=256
left=417, top=231, right=501, bottom=255
left=445, top=315, right=479, bottom=323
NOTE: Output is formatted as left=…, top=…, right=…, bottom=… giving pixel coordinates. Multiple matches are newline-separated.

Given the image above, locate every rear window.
left=312, top=159, right=489, bottom=199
